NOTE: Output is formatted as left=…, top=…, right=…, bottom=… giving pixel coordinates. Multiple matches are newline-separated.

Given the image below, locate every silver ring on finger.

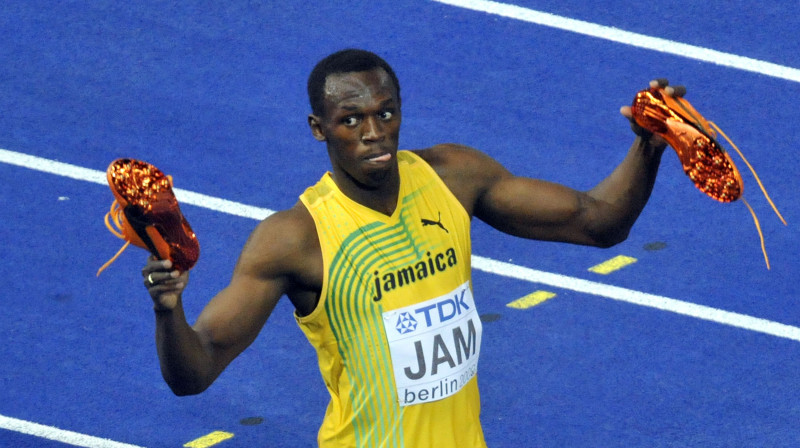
left=147, top=273, right=156, bottom=286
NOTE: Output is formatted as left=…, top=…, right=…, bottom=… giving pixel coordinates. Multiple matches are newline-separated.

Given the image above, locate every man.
left=143, top=49, right=669, bottom=447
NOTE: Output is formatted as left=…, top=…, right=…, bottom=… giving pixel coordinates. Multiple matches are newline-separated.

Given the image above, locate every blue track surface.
left=1, top=1, right=798, bottom=447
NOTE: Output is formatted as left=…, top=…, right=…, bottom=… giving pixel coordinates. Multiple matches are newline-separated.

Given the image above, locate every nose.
left=361, top=116, right=384, bottom=143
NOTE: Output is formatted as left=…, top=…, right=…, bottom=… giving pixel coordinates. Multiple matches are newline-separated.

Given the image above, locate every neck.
left=333, top=168, right=400, bottom=216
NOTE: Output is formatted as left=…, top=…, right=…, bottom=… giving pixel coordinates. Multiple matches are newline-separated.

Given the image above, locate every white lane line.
left=0, top=149, right=272, bottom=221
left=0, top=414, right=145, bottom=448
left=2, top=146, right=798, bottom=342
left=174, top=189, right=272, bottom=221
left=473, top=256, right=800, bottom=342
left=431, top=0, right=800, bottom=84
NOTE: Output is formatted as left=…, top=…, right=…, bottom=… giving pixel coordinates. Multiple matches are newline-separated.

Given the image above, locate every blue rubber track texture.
left=0, top=1, right=798, bottom=447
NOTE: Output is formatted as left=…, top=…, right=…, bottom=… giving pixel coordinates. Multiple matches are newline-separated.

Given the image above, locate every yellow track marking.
left=183, top=431, right=234, bottom=448
left=588, top=255, right=637, bottom=274
left=507, top=290, right=556, bottom=309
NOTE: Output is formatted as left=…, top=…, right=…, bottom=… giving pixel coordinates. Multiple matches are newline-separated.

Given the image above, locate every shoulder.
left=413, top=143, right=487, bottom=165
left=236, top=202, right=319, bottom=280
left=411, top=144, right=512, bottom=216
left=413, top=143, right=510, bottom=182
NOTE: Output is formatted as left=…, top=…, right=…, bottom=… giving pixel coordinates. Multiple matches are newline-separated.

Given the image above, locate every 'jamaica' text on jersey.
left=372, top=248, right=458, bottom=302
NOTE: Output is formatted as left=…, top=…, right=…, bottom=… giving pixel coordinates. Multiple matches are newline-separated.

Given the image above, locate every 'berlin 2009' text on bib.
left=382, top=281, right=482, bottom=406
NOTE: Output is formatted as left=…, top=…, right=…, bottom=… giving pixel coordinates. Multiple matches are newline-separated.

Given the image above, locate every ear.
left=308, top=114, right=327, bottom=142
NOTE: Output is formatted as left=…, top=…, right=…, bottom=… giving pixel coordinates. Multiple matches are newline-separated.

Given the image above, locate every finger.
left=148, top=280, right=184, bottom=294
left=147, top=278, right=185, bottom=310
left=651, top=78, right=669, bottom=89
left=148, top=258, right=172, bottom=270
left=143, top=269, right=180, bottom=287
left=620, top=105, right=633, bottom=118
left=144, top=271, right=159, bottom=288
left=142, top=258, right=173, bottom=277
left=666, top=85, right=687, bottom=98
left=151, top=289, right=181, bottom=311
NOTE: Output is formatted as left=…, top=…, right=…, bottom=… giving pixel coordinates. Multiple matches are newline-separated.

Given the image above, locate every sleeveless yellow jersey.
left=297, top=150, right=487, bottom=448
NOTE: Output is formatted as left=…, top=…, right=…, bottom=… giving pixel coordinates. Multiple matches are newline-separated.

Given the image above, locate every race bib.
left=382, top=281, right=482, bottom=406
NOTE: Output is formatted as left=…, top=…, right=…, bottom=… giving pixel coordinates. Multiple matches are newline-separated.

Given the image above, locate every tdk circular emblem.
left=396, top=312, right=418, bottom=334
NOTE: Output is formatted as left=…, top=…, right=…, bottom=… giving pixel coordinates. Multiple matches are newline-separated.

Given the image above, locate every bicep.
left=191, top=266, right=286, bottom=374
left=476, top=175, right=598, bottom=244
left=428, top=144, right=606, bottom=245
left=190, top=211, right=305, bottom=373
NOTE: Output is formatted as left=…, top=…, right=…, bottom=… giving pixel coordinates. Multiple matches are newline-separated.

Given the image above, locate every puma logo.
left=421, top=212, right=448, bottom=233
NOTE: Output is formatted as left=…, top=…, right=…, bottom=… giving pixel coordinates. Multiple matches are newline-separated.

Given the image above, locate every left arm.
left=422, top=120, right=666, bottom=248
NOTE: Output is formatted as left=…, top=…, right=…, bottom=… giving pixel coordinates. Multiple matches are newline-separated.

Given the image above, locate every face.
left=308, top=68, right=402, bottom=191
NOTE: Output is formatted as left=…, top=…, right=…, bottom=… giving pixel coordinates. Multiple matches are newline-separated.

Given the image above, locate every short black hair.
left=307, top=49, right=401, bottom=117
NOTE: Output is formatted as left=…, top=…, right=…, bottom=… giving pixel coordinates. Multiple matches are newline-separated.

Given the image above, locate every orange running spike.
left=97, top=158, right=199, bottom=275
left=631, top=86, right=743, bottom=202
left=630, top=85, right=786, bottom=269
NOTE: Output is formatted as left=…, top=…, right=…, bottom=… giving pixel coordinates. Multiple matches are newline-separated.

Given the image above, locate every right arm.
left=142, top=203, right=319, bottom=395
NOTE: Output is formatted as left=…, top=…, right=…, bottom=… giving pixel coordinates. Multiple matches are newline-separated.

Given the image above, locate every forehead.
left=322, top=68, right=397, bottom=109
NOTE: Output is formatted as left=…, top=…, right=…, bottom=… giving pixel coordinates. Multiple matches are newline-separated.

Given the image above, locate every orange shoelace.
left=97, top=200, right=134, bottom=276
left=707, top=122, right=787, bottom=269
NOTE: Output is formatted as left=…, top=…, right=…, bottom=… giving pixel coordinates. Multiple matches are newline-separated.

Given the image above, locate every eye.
left=342, top=116, right=360, bottom=127
left=379, top=110, right=394, bottom=121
